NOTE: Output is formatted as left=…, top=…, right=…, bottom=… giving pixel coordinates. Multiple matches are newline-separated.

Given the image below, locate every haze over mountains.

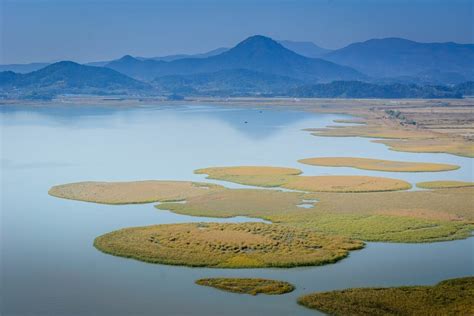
left=0, top=40, right=330, bottom=73
left=105, top=36, right=362, bottom=82
left=324, top=38, right=474, bottom=83
left=1, top=35, right=473, bottom=99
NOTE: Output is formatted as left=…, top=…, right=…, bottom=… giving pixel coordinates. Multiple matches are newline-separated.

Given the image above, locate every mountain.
left=323, top=38, right=474, bottom=82
left=278, top=40, right=332, bottom=58
left=0, top=62, right=50, bottom=74
left=289, top=81, right=463, bottom=99
left=106, top=35, right=364, bottom=82
left=86, top=47, right=230, bottom=67
left=144, top=47, right=229, bottom=62
left=105, top=55, right=166, bottom=81
left=153, top=68, right=303, bottom=96
left=88, top=40, right=332, bottom=68
left=0, top=61, right=149, bottom=99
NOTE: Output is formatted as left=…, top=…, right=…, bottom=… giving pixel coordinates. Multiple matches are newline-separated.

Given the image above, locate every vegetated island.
left=48, top=180, right=224, bottom=204
left=195, top=278, right=295, bottom=295
left=196, top=166, right=412, bottom=192
left=48, top=173, right=474, bottom=243
left=417, top=180, right=474, bottom=189
left=297, top=276, right=474, bottom=316
left=158, top=183, right=474, bottom=243
left=298, top=157, right=459, bottom=172
left=93, top=222, right=363, bottom=268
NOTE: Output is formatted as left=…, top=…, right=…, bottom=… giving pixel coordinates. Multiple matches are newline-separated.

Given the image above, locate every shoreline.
left=3, top=96, right=473, bottom=157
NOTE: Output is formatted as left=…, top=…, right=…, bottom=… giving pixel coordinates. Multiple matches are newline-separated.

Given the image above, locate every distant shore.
left=1, top=95, right=473, bottom=109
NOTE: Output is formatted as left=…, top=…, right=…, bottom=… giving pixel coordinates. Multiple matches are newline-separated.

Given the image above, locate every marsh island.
left=94, top=222, right=363, bottom=268
left=196, top=278, right=295, bottom=295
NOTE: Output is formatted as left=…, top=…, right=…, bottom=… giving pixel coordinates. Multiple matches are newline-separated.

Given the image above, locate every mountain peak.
left=48, top=60, right=81, bottom=68
left=242, top=34, right=275, bottom=42
left=223, top=35, right=300, bottom=61
left=38, top=61, right=82, bottom=72
left=118, top=55, right=139, bottom=62
left=235, top=35, right=284, bottom=50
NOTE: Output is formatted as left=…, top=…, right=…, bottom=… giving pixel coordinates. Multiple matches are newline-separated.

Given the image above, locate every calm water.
left=1, top=104, right=473, bottom=316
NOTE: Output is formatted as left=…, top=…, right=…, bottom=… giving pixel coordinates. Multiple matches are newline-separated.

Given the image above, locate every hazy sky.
left=1, top=0, right=473, bottom=64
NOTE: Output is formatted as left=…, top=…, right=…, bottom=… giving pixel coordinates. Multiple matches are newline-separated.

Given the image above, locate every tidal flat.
left=2, top=102, right=473, bottom=316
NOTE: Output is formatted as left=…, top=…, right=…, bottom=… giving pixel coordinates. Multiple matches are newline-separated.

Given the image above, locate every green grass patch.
left=196, top=278, right=295, bottom=295
left=158, top=187, right=474, bottom=243
left=298, top=276, right=474, bottom=316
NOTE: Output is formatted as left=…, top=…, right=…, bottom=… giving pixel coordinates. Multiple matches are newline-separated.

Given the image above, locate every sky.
left=1, top=0, right=473, bottom=64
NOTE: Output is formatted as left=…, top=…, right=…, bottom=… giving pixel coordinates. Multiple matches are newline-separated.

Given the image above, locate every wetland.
left=2, top=100, right=473, bottom=315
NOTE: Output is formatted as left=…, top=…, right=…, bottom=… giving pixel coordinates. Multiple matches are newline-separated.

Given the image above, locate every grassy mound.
left=417, top=180, right=474, bottom=189
left=48, top=180, right=224, bottom=204
left=196, top=278, right=295, bottom=295
left=298, top=276, right=474, bottom=316
left=298, top=157, right=459, bottom=172
left=94, top=222, right=363, bottom=268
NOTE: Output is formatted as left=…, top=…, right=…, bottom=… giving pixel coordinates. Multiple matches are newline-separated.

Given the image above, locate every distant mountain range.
left=324, top=38, right=474, bottom=83
left=1, top=35, right=473, bottom=99
left=140, top=40, right=331, bottom=61
left=278, top=40, right=332, bottom=58
left=87, top=47, right=230, bottom=67
left=1, top=41, right=329, bottom=73
left=105, top=36, right=363, bottom=82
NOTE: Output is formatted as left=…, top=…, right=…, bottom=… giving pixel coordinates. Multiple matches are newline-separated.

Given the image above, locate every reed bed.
left=94, top=222, right=363, bottom=268
left=158, top=187, right=474, bottom=242
left=297, top=277, right=474, bottom=316
left=195, top=278, right=295, bottom=295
